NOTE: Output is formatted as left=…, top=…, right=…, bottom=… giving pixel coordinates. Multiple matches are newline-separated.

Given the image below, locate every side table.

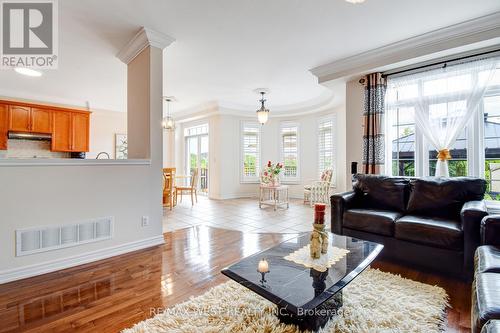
left=259, top=185, right=289, bottom=211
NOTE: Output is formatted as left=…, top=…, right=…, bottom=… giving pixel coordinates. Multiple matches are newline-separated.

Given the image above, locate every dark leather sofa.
left=331, top=174, right=488, bottom=279
left=472, top=215, right=500, bottom=333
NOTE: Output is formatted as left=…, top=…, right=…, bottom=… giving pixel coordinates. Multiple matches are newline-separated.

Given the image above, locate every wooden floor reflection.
left=0, top=226, right=470, bottom=332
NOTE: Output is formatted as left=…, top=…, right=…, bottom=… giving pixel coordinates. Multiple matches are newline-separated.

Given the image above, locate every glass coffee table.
left=221, top=232, right=383, bottom=331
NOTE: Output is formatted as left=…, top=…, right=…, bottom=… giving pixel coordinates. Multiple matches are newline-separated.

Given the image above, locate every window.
left=280, top=122, right=299, bottom=182
left=386, top=57, right=500, bottom=200
left=318, top=117, right=336, bottom=183
left=184, top=123, right=209, bottom=194
left=427, top=101, right=468, bottom=177
left=241, top=122, right=260, bottom=183
left=184, top=124, right=208, bottom=137
left=389, top=106, right=416, bottom=176
left=484, top=93, right=500, bottom=200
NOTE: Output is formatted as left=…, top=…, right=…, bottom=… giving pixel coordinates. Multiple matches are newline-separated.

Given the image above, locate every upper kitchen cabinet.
left=0, top=100, right=91, bottom=153
left=71, top=112, right=89, bottom=152
left=31, top=108, right=53, bottom=134
left=52, top=111, right=90, bottom=152
left=9, top=105, right=31, bottom=132
left=8, top=105, right=53, bottom=134
left=0, top=104, right=7, bottom=150
left=52, top=111, right=72, bottom=152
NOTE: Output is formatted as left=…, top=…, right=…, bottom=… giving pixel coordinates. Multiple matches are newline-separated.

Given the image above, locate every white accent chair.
left=304, top=169, right=333, bottom=206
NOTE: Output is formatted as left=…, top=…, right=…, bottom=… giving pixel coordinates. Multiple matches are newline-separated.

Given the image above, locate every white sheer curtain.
left=387, top=58, right=497, bottom=177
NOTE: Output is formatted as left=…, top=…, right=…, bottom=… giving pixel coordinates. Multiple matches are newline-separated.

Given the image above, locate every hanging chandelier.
left=256, top=90, right=270, bottom=125
left=162, top=96, right=175, bottom=131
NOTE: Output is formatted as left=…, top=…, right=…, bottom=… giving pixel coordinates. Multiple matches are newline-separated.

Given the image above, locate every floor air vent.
left=16, top=217, right=114, bottom=256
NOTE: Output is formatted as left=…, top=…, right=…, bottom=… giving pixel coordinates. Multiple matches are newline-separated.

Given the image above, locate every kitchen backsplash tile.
left=0, top=139, right=70, bottom=159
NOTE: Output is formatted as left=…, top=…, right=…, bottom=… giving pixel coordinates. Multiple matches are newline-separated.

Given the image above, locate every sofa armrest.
left=330, top=191, right=357, bottom=234
left=481, top=215, right=500, bottom=247
left=462, top=200, right=489, bottom=273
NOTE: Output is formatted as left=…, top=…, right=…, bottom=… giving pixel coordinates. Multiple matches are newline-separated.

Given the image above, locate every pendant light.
left=162, top=97, right=175, bottom=131
left=256, top=91, right=270, bottom=125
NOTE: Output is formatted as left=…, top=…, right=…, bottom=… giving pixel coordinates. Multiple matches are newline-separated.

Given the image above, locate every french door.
left=185, top=131, right=209, bottom=195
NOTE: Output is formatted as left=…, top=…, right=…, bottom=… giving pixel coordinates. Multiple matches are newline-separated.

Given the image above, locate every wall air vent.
left=16, top=217, right=114, bottom=257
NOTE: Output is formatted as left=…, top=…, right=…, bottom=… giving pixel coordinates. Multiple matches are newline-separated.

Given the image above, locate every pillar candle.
left=314, top=203, right=326, bottom=224
left=258, top=259, right=269, bottom=273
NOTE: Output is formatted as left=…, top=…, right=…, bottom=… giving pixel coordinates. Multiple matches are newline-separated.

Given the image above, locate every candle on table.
left=314, top=203, right=326, bottom=224
left=258, top=259, right=269, bottom=273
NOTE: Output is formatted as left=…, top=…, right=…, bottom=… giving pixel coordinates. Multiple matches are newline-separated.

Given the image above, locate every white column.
left=118, top=27, right=175, bottom=227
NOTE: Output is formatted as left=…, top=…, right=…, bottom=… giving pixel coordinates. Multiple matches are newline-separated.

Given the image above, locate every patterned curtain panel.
left=362, top=73, right=386, bottom=174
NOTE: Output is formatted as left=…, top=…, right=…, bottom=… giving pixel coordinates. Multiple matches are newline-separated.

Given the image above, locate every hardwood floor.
left=0, top=226, right=471, bottom=333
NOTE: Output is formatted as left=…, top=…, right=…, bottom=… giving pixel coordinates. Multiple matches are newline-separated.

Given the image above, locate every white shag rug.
left=123, top=268, right=449, bottom=333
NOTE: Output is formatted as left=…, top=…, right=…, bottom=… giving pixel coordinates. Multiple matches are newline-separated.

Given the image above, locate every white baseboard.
left=212, top=193, right=305, bottom=200
left=212, top=193, right=258, bottom=200
left=0, top=235, right=165, bottom=284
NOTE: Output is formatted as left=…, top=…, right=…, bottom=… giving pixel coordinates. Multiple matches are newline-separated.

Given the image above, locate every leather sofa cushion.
left=343, top=209, right=401, bottom=236
left=476, top=246, right=500, bottom=274
left=353, top=174, right=409, bottom=212
left=473, top=273, right=500, bottom=333
left=395, top=215, right=463, bottom=250
left=407, top=177, right=486, bottom=219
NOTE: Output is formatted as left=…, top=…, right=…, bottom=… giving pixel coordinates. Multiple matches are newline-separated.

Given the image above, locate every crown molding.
left=310, top=11, right=500, bottom=83
left=117, top=27, right=175, bottom=64
left=173, top=91, right=345, bottom=123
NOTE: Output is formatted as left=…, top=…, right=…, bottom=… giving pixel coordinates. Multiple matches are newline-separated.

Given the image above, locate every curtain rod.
left=383, top=47, right=500, bottom=79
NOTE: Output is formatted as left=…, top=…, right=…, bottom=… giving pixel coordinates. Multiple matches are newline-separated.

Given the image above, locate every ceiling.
left=0, top=0, right=499, bottom=115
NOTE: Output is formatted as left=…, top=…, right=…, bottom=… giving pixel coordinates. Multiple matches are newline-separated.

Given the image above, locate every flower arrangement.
left=261, top=161, right=283, bottom=186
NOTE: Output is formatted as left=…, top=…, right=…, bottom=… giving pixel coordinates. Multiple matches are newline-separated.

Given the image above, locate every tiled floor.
left=163, top=196, right=330, bottom=234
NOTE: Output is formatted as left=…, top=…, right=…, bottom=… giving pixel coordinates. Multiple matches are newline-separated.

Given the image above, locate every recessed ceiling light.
left=14, top=67, right=42, bottom=77
left=345, top=0, right=366, bottom=3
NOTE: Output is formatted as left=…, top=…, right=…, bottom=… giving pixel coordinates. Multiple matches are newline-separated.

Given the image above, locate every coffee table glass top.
left=222, top=232, right=383, bottom=314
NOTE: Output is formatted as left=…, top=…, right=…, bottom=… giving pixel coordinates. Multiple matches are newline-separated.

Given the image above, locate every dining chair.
left=163, top=168, right=176, bottom=210
left=175, top=168, right=199, bottom=206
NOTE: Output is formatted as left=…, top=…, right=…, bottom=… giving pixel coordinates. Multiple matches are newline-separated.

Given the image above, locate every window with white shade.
left=241, top=122, right=261, bottom=183
left=318, top=117, right=336, bottom=182
left=386, top=57, right=500, bottom=200
left=280, top=122, right=300, bottom=182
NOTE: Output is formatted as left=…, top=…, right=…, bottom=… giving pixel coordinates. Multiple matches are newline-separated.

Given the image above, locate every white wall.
left=0, top=163, right=160, bottom=276
left=163, top=130, right=175, bottom=167
left=87, top=110, right=127, bottom=159
left=345, top=78, right=364, bottom=187
left=171, top=105, right=347, bottom=200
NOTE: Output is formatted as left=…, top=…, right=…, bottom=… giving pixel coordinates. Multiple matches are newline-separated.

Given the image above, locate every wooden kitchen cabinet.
left=8, top=106, right=53, bottom=133
left=0, top=104, right=7, bottom=150
left=71, top=112, right=89, bottom=152
left=52, top=111, right=89, bottom=152
left=0, top=100, right=91, bottom=153
left=52, top=111, right=72, bottom=151
left=31, top=108, right=53, bottom=133
left=9, top=105, right=31, bottom=132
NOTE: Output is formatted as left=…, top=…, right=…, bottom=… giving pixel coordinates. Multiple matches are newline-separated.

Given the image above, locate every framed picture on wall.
left=115, top=134, right=127, bottom=159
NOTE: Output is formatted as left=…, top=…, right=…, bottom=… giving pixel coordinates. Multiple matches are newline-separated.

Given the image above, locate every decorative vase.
left=313, top=223, right=328, bottom=254
left=314, top=204, right=328, bottom=254
left=310, top=228, right=322, bottom=259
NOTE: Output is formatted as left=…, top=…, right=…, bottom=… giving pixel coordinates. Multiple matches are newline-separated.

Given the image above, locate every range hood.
left=8, top=132, right=52, bottom=141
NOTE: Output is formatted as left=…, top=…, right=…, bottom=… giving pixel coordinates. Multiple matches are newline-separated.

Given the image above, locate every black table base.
left=276, top=291, right=343, bottom=332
